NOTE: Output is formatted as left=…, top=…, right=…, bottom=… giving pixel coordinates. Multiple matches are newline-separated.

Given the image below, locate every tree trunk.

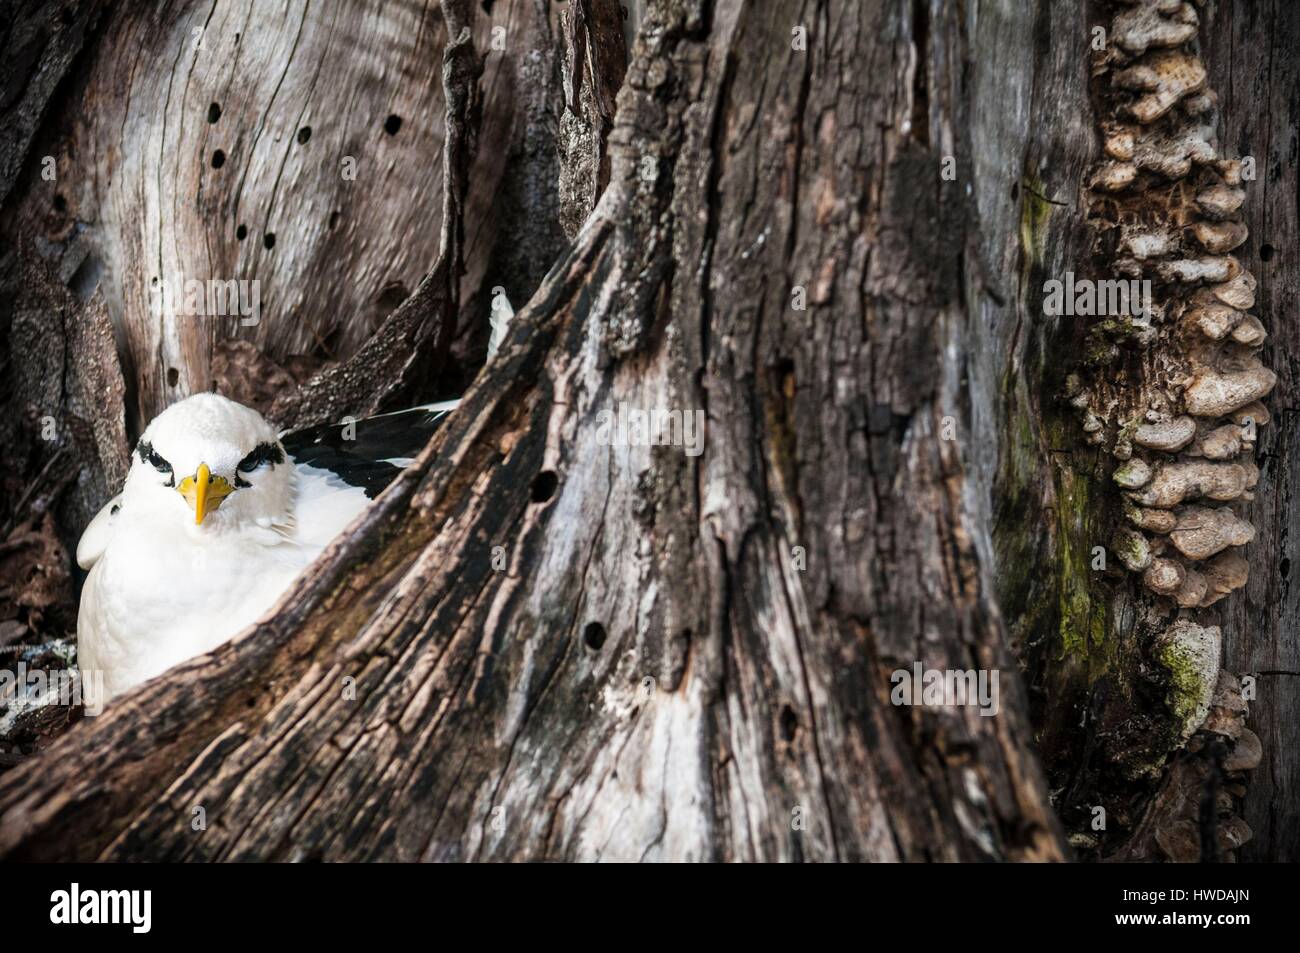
left=1201, top=0, right=1300, bottom=863
left=0, top=0, right=1291, bottom=862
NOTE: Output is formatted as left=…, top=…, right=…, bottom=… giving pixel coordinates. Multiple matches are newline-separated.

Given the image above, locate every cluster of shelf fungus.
left=1071, top=1, right=1270, bottom=858
left=1082, top=0, right=1274, bottom=610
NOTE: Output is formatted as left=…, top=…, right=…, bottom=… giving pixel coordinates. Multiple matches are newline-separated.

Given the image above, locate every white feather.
left=487, top=291, right=514, bottom=360
left=76, top=493, right=122, bottom=570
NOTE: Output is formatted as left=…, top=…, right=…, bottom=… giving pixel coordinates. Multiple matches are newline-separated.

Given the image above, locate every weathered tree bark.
left=0, top=0, right=105, bottom=208
left=1, top=0, right=580, bottom=432
left=0, top=0, right=1071, bottom=861
left=0, top=0, right=1292, bottom=862
left=1201, top=0, right=1300, bottom=863
left=268, top=0, right=483, bottom=431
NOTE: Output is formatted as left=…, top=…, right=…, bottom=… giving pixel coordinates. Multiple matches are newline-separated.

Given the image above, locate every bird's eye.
left=237, top=441, right=286, bottom=475
left=138, top=442, right=171, bottom=472
left=136, top=441, right=174, bottom=486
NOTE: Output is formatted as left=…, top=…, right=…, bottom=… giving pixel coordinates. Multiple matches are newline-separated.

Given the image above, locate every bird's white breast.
left=79, top=516, right=307, bottom=698
left=77, top=466, right=370, bottom=700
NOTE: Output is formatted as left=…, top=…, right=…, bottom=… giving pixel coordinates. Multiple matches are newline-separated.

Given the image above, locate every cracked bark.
left=267, top=0, right=482, bottom=431
left=0, top=0, right=1068, bottom=861
left=1202, top=0, right=1300, bottom=863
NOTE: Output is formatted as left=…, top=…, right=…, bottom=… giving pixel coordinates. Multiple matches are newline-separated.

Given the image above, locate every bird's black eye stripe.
left=137, top=441, right=174, bottom=485
left=236, top=441, right=285, bottom=475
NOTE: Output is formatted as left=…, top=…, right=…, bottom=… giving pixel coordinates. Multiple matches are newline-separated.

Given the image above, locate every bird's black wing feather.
left=281, top=401, right=458, bottom=499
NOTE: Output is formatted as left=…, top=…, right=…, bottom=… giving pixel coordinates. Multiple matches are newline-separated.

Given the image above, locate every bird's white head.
left=123, top=393, right=294, bottom=532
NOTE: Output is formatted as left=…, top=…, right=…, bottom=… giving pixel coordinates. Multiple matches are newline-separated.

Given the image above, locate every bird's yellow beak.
left=177, top=463, right=234, bottom=525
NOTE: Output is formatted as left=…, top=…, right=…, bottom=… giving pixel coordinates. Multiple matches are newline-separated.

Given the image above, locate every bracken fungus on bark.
left=1071, top=0, right=1270, bottom=857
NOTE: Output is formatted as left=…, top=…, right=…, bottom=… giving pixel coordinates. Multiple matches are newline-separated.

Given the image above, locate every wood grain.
left=1203, top=0, right=1300, bottom=863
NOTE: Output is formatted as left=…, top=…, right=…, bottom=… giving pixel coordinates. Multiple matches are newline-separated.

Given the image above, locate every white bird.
left=77, top=293, right=512, bottom=702
left=76, top=393, right=458, bottom=701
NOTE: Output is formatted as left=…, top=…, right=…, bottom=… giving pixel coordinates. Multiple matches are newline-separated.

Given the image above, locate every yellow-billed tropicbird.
left=75, top=393, right=460, bottom=701
left=78, top=295, right=514, bottom=701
